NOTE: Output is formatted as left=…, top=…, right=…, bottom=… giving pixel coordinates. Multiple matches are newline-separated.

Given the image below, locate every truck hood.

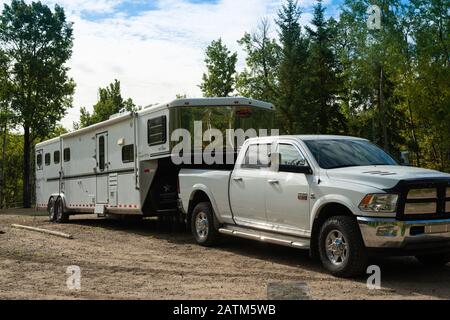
left=326, top=165, right=450, bottom=190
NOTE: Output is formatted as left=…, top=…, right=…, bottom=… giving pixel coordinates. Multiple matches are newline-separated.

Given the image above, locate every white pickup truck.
left=178, top=135, right=450, bottom=277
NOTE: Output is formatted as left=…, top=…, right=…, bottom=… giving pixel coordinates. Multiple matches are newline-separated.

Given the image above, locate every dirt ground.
left=0, top=209, right=449, bottom=300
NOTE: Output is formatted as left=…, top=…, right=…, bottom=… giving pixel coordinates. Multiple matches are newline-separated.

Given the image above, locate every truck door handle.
left=233, top=177, right=243, bottom=182
left=268, top=179, right=279, bottom=184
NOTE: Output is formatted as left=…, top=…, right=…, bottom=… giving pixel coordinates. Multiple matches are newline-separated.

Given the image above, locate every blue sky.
left=0, top=0, right=344, bottom=128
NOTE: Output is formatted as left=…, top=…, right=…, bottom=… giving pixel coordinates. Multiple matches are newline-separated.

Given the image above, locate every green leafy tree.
left=200, top=38, right=238, bottom=97
left=79, top=79, right=136, bottom=128
left=406, top=0, right=450, bottom=170
left=336, top=0, right=408, bottom=155
left=236, top=19, right=281, bottom=102
left=0, top=0, right=75, bottom=207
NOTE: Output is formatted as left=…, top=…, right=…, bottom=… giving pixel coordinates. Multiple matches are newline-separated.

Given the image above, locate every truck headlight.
left=359, top=194, right=398, bottom=213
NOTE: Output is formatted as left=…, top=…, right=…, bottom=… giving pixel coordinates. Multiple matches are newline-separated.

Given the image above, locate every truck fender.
left=310, top=194, right=359, bottom=230
left=189, top=184, right=224, bottom=225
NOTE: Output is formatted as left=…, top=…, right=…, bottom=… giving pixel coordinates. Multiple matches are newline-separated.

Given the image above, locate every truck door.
left=229, top=143, right=270, bottom=226
left=96, top=132, right=109, bottom=204
left=265, top=142, right=311, bottom=232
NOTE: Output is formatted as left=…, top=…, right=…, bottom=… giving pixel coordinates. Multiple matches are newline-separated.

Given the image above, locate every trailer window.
left=45, top=153, right=51, bottom=166
left=54, top=151, right=60, bottom=164
left=122, top=144, right=134, bottom=163
left=36, top=153, right=43, bottom=170
left=148, top=116, right=167, bottom=146
left=99, top=136, right=106, bottom=171
left=64, top=148, right=70, bottom=162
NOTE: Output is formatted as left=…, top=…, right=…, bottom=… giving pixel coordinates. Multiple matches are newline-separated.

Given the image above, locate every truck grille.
left=393, top=179, right=450, bottom=220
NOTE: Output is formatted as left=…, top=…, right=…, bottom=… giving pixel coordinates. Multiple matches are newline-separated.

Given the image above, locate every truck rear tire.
left=48, top=197, right=56, bottom=222
left=55, top=197, right=69, bottom=223
left=415, top=253, right=450, bottom=266
left=191, top=202, right=220, bottom=246
left=318, top=216, right=368, bottom=278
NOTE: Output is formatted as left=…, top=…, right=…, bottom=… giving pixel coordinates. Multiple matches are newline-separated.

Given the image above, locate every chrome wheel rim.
left=325, top=229, right=348, bottom=266
left=48, top=200, right=55, bottom=219
left=57, top=200, right=63, bottom=219
left=195, top=212, right=209, bottom=240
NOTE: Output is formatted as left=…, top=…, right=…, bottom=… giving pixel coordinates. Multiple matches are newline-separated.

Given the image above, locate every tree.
left=200, top=38, right=238, bottom=97
left=406, top=0, right=450, bottom=170
left=78, top=79, right=136, bottom=128
left=336, top=0, right=408, bottom=155
left=0, top=49, right=10, bottom=208
left=236, top=19, right=281, bottom=102
left=0, top=0, right=75, bottom=207
left=276, top=0, right=310, bottom=134
left=305, top=0, right=346, bottom=134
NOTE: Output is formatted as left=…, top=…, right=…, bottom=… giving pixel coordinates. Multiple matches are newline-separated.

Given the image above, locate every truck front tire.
left=318, top=216, right=368, bottom=278
left=191, top=202, right=220, bottom=246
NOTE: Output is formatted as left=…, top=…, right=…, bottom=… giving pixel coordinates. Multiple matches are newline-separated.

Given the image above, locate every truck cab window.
left=122, top=144, right=134, bottom=163
left=54, top=151, right=60, bottom=164
left=148, top=116, right=167, bottom=146
left=279, top=144, right=307, bottom=167
left=45, top=153, right=51, bottom=166
left=64, top=148, right=70, bottom=162
left=36, top=153, right=43, bottom=170
left=242, top=144, right=271, bottom=168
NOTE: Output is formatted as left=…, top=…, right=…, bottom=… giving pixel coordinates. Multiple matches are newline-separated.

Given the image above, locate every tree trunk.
left=406, top=98, right=421, bottom=166
left=23, top=124, right=31, bottom=208
left=379, top=66, right=388, bottom=152
left=0, top=121, right=7, bottom=208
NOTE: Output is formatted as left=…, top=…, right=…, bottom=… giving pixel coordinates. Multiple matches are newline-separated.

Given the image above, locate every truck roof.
left=247, top=135, right=368, bottom=142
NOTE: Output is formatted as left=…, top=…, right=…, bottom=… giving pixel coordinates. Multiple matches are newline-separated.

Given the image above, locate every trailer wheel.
left=318, top=216, right=368, bottom=278
left=55, top=197, right=69, bottom=223
left=47, top=197, right=56, bottom=222
left=191, top=202, right=220, bottom=246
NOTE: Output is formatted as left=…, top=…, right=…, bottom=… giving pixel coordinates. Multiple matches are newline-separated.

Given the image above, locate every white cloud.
left=63, top=0, right=287, bottom=128
left=0, top=0, right=331, bottom=128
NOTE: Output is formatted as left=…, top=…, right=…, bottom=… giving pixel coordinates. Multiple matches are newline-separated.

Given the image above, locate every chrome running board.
left=219, top=225, right=310, bottom=249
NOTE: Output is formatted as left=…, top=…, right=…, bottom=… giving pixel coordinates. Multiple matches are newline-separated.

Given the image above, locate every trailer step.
left=218, top=225, right=310, bottom=249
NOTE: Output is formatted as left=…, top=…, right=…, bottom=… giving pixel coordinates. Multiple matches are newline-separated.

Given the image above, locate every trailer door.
left=96, top=132, right=109, bottom=204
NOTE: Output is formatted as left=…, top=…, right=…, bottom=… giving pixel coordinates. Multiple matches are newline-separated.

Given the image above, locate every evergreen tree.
left=276, top=0, right=310, bottom=134
left=305, top=0, right=346, bottom=134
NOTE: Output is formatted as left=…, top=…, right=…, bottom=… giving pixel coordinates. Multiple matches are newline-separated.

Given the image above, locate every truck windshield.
left=303, top=139, right=398, bottom=169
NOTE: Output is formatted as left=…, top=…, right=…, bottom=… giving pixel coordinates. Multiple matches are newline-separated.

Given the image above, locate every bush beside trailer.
left=35, top=97, right=275, bottom=222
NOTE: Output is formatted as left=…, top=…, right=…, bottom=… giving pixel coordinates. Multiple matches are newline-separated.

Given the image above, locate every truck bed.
left=178, top=168, right=234, bottom=224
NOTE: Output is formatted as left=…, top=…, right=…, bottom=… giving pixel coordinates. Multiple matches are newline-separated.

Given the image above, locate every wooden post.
left=11, top=224, right=73, bottom=239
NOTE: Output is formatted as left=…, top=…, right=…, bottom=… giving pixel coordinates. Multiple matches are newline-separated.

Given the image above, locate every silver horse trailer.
left=35, top=97, right=275, bottom=222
